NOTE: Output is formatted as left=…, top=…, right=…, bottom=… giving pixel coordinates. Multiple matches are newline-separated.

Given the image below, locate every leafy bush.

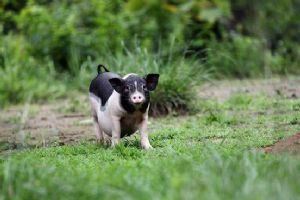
left=229, top=0, right=300, bottom=75
left=6, top=0, right=233, bottom=72
left=15, top=1, right=128, bottom=72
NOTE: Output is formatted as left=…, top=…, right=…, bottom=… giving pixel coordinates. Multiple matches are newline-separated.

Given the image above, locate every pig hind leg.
left=93, top=115, right=104, bottom=143
left=90, top=96, right=104, bottom=143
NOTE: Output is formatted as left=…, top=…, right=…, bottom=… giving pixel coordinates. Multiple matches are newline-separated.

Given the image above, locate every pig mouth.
left=132, top=101, right=143, bottom=108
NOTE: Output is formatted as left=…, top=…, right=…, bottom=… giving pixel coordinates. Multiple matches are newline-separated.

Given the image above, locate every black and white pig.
left=89, top=64, right=159, bottom=149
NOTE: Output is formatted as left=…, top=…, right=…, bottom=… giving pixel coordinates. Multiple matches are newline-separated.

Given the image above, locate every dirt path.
left=0, top=98, right=95, bottom=150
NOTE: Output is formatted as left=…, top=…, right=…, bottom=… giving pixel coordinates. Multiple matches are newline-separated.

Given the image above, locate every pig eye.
left=142, top=85, right=147, bottom=90
left=124, top=86, right=130, bottom=91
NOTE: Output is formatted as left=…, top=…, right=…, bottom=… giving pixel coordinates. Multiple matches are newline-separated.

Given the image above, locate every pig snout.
left=130, top=93, right=145, bottom=104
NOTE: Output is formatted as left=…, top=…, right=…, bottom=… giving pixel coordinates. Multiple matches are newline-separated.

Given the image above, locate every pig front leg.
left=111, top=116, right=121, bottom=147
left=139, top=116, right=153, bottom=150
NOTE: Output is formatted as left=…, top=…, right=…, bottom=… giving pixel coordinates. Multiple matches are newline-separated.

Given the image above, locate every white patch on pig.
left=130, top=81, right=145, bottom=105
left=123, top=73, right=137, bottom=79
left=134, top=81, right=137, bottom=90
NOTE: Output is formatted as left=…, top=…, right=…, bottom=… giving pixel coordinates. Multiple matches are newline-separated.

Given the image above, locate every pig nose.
left=131, top=94, right=144, bottom=104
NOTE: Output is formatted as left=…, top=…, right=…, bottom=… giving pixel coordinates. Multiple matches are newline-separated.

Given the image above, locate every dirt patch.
left=0, top=98, right=161, bottom=151
left=263, top=132, right=300, bottom=154
left=0, top=100, right=95, bottom=151
left=198, top=78, right=300, bottom=102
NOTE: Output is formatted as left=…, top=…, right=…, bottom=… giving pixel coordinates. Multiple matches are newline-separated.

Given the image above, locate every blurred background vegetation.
left=1, top=0, right=299, bottom=114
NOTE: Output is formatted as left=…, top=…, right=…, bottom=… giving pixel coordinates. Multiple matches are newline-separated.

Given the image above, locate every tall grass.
left=204, top=36, right=299, bottom=78
left=0, top=35, right=66, bottom=108
left=74, top=40, right=209, bottom=115
left=0, top=36, right=208, bottom=115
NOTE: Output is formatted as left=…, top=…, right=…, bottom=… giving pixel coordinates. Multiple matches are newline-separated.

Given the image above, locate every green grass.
left=1, top=94, right=300, bottom=200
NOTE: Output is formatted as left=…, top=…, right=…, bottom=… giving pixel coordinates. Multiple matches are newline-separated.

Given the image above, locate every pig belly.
left=120, top=112, right=143, bottom=137
left=120, top=123, right=138, bottom=138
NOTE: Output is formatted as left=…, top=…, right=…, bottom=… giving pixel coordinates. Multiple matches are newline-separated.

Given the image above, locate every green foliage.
left=15, top=0, right=126, bottom=72
left=205, top=36, right=265, bottom=78
left=0, top=35, right=66, bottom=107
left=3, top=0, right=298, bottom=73
left=1, top=0, right=300, bottom=109
left=205, top=35, right=300, bottom=78
left=228, top=0, right=300, bottom=76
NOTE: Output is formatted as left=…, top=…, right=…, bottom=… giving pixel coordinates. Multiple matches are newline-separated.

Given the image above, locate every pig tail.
left=97, top=64, right=110, bottom=74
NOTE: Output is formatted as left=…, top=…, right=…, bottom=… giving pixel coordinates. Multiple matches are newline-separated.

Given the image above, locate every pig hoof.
left=142, top=144, right=153, bottom=150
left=111, top=139, right=120, bottom=147
left=96, top=138, right=104, bottom=144
left=104, top=139, right=111, bottom=146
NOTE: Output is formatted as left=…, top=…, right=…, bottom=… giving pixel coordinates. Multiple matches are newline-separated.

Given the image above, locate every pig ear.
left=109, top=78, right=124, bottom=93
left=145, top=74, right=159, bottom=91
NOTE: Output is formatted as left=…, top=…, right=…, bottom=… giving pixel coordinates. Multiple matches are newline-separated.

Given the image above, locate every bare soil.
left=0, top=100, right=95, bottom=150
left=263, top=132, right=300, bottom=155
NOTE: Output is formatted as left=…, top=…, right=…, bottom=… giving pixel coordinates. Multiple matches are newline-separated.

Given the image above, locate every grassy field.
left=1, top=79, right=300, bottom=200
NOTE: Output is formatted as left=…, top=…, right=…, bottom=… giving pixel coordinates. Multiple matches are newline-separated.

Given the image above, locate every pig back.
left=89, top=72, right=121, bottom=106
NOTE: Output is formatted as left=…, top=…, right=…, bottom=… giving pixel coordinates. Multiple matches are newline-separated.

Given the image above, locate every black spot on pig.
left=89, top=72, right=120, bottom=106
